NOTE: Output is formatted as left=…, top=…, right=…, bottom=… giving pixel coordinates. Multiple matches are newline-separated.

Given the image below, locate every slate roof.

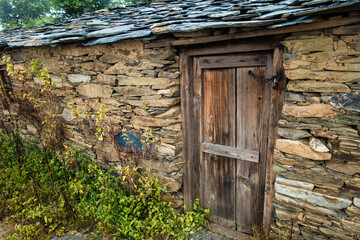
left=0, top=0, right=359, bottom=48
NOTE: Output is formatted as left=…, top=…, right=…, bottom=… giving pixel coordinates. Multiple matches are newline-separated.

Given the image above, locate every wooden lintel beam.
left=201, top=141, right=259, bottom=163
left=144, top=16, right=360, bottom=48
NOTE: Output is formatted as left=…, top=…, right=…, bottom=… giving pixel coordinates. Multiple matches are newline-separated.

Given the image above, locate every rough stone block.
left=309, top=137, right=329, bottom=153
left=285, top=69, right=360, bottom=83
left=287, top=80, right=351, bottom=93
left=275, top=183, right=352, bottom=210
left=329, top=91, right=360, bottom=112
left=277, top=128, right=311, bottom=140
left=68, top=74, right=91, bottom=86
left=62, top=108, right=74, bottom=121
left=94, top=74, right=117, bottom=85
left=77, top=84, right=113, bottom=98
left=130, top=116, right=180, bottom=127
left=114, top=86, right=157, bottom=96
left=354, top=198, right=360, bottom=208
left=99, top=54, right=124, bottom=64
left=276, top=139, right=332, bottom=160
left=340, top=219, right=360, bottom=235
left=282, top=36, right=333, bottom=52
left=137, top=158, right=179, bottom=174
left=282, top=104, right=338, bottom=118
left=326, top=161, right=360, bottom=176
left=124, top=98, right=180, bottom=107
left=117, top=75, right=172, bottom=86
left=276, top=175, right=314, bottom=190
left=156, top=106, right=181, bottom=119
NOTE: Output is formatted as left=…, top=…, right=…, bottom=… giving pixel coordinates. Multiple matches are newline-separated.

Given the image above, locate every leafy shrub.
left=0, top=131, right=209, bottom=239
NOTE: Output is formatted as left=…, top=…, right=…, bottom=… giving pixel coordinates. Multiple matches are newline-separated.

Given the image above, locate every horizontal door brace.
left=201, top=142, right=259, bottom=163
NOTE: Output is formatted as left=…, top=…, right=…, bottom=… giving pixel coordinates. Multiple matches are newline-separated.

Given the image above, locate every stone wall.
left=0, top=40, right=184, bottom=207
left=272, top=24, right=360, bottom=239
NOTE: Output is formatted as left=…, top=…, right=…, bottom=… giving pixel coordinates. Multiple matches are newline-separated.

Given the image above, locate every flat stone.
left=51, top=75, right=63, bottom=87
left=62, top=108, right=75, bottom=121
left=346, top=205, right=360, bottom=217
left=278, top=119, right=322, bottom=130
left=287, top=80, right=351, bottom=93
left=325, top=63, right=360, bottom=72
left=309, top=137, right=329, bottom=153
left=99, top=54, right=124, bottom=64
left=151, top=20, right=283, bottom=34
left=354, top=198, right=360, bottom=208
left=276, top=139, right=332, bottom=160
left=157, top=143, right=177, bottom=156
left=284, top=92, right=307, bottom=102
left=345, top=177, right=360, bottom=189
left=275, top=193, right=341, bottom=217
left=114, top=86, right=157, bottom=96
left=68, top=74, right=91, bottom=86
left=163, top=123, right=181, bottom=132
left=319, top=227, right=354, bottom=240
left=340, top=219, right=360, bottom=235
left=276, top=175, right=314, bottom=190
left=209, top=11, right=241, bottom=18
left=274, top=154, right=317, bottom=168
left=77, top=84, right=113, bottom=98
left=330, top=127, right=359, bottom=137
left=310, top=129, right=338, bottom=139
left=274, top=164, right=344, bottom=189
left=124, top=98, right=179, bottom=107
left=326, top=161, right=360, bottom=176
left=285, top=69, right=360, bottom=83
left=282, top=36, right=333, bottom=52
left=86, top=24, right=135, bottom=38
left=85, top=30, right=152, bottom=46
left=277, top=128, right=311, bottom=140
left=275, top=183, right=352, bottom=210
left=81, top=62, right=109, bottom=72
left=156, top=173, right=182, bottom=193
left=133, top=108, right=150, bottom=116
left=332, top=150, right=360, bottom=162
left=117, top=76, right=171, bottom=86
left=282, top=104, right=338, bottom=118
left=329, top=91, right=360, bottom=112
left=94, top=74, right=116, bottom=85
left=130, top=116, right=180, bottom=127
left=156, top=106, right=180, bottom=119
left=138, top=158, right=179, bottom=174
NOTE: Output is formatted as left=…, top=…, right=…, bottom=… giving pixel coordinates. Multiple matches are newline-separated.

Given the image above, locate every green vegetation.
left=0, top=131, right=209, bottom=239
left=0, top=57, right=208, bottom=239
left=0, top=0, right=54, bottom=29
left=0, top=0, right=152, bottom=29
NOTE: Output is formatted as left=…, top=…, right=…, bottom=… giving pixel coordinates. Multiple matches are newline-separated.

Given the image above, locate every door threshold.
left=209, top=223, right=249, bottom=240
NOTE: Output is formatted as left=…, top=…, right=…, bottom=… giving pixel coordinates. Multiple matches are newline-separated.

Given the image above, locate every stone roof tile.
left=0, top=0, right=359, bottom=48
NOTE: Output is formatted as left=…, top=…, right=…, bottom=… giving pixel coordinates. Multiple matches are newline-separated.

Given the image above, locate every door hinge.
left=248, top=70, right=282, bottom=89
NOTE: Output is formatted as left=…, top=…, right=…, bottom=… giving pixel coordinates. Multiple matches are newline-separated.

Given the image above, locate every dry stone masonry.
left=0, top=40, right=184, bottom=207
left=0, top=0, right=360, bottom=238
left=272, top=24, right=360, bottom=239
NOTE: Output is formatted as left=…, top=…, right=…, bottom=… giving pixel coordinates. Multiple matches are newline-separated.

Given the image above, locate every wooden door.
left=182, top=51, right=273, bottom=233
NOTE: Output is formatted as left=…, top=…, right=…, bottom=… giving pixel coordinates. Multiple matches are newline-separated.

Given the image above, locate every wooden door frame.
left=179, top=37, right=286, bottom=229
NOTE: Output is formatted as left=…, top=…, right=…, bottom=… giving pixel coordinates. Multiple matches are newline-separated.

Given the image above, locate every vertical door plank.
left=236, top=66, right=269, bottom=233
left=203, top=68, right=236, bottom=229
left=263, top=47, right=285, bottom=227
left=193, top=57, right=204, bottom=207
left=181, top=50, right=200, bottom=207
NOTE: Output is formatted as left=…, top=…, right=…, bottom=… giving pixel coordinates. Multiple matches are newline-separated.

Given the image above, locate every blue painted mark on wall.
left=115, top=131, right=154, bottom=151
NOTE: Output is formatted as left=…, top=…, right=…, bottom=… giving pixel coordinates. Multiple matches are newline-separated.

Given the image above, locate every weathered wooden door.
left=182, top=51, right=274, bottom=233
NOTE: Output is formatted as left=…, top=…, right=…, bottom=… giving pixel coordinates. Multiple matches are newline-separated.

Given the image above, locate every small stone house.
left=1, top=0, right=360, bottom=239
